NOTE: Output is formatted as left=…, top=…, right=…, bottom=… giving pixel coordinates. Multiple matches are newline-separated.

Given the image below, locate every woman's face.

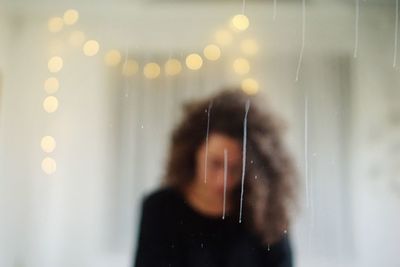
left=193, top=133, right=242, bottom=199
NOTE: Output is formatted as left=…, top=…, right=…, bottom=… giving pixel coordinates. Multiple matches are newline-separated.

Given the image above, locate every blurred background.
left=0, top=0, right=399, bottom=266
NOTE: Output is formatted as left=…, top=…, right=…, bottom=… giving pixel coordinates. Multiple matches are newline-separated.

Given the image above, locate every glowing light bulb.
left=143, top=63, right=161, bottom=79
left=41, top=136, right=56, bottom=153
left=240, top=39, right=259, bottom=55
left=42, top=157, right=56, bottom=174
left=44, top=77, right=59, bottom=94
left=122, top=59, right=139, bottom=76
left=164, top=59, right=182, bottom=76
left=68, top=31, right=85, bottom=47
left=203, top=44, right=221, bottom=61
left=231, top=14, right=250, bottom=31
left=186, top=53, right=203, bottom=70
left=83, top=40, right=99, bottom=56
left=215, top=30, right=233, bottom=46
left=104, top=49, right=122, bottom=66
left=43, top=96, right=59, bottom=113
left=241, top=78, right=259, bottom=95
left=48, top=56, right=63, bottom=73
left=63, top=9, right=79, bottom=25
left=233, top=58, right=250, bottom=75
left=48, top=17, right=64, bottom=33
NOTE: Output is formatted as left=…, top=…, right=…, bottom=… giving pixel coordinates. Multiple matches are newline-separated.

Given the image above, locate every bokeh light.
left=43, top=96, right=59, bottom=113
left=164, top=59, right=182, bottom=76
left=48, top=17, right=64, bottom=33
left=104, top=49, right=122, bottom=66
left=63, top=9, right=79, bottom=25
left=215, top=30, right=233, bottom=46
left=41, top=136, right=56, bottom=153
left=241, top=78, right=259, bottom=95
left=203, top=44, right=221, bottom=61
left=240, top=39, right=259, bottom=56
left=44, top=77, right=59, bottom=94
left=122, top=59, right=139, bottom=76
left=143, top=63, right=161, bottom=79
left=48, top=56, right=63, bottom=73
left=41, top=157, right=57, bottom=175
left=83, top=40, right=100, bottom=56
left=68, top=31, right=86, bottom=47
left=233, top=58, right=250, bottom=75
left=231, top=14, right=250, bottom=31
left=186, top=53, right=203, bottom=70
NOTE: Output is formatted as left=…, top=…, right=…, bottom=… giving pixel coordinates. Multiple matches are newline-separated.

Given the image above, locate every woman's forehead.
left=206, top=137, right=242, bottom=161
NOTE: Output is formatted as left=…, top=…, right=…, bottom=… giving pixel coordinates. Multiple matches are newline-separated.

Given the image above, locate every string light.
left=164, top=59, right=182, bottom=76
left=122, top=59, right=139, bottom=76
left=203, top=44, right=221, bottom=61
left=215, top=30, right=233, bottom=46
left=48, top=17, right=64, bottom=33
left=240, top=39, right=259, bottom=56
left=241, top=78, right=259, bottom=95
left=40, top=10, right=263, bottom=177
left=83, top=40, right=100, bottom=56
left=48, top=56, right=63, bottom=73
left=63, top=9, right=79, bottom=25
left=41, top=136, right=56, bottom=153
left=231, top=14, right=250, bottom=31
left=43, top=96, right=59, bottom=113
left=143, top=62, right=161, bottom=79
left=42, top=157, right=57, bottom=175
left=233, top=58, right=250, bottom=75
left=44, top=77, right=59, bottom=94
left=186, top=53, right=203, bottom=70
left=68, top=31, right=85, bottom=47
left=104, top=49, right=122, bottom=66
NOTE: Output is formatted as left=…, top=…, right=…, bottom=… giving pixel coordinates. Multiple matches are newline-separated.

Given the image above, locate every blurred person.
left=134, top=88, right=298, bottom=267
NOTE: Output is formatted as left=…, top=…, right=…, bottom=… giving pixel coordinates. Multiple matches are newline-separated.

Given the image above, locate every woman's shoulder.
left=141, top=186, right=183, bottom=212
left=139, top=186, right=186, bottom=231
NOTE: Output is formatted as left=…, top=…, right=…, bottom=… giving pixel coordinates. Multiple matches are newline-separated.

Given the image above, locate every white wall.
left=351, top=6, right=400, bottom=267
left=0, top=6, right=11, bottom=267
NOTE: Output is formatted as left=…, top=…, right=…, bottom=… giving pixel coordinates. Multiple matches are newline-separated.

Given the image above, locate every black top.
left=134, top=187, right=293, bottom=267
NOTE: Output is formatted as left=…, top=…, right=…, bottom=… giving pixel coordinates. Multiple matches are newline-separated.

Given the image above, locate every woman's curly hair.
left=163, top=88, right=298, bottom=244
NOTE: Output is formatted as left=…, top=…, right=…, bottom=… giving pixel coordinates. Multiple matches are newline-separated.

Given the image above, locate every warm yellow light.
left=48, top=17, right=64, bottom=33
left=42, top=157, right=57, bottom=175
left=104, top=49, right=122, bottom=66
left=44, top=77, right=59, bottom=94
left=186, top=53, right=203, bottom=70
left=43, top=96, right=59, bottom=113
left=41, top=136, right=56, bottom=153
left=215, top=30, right=233, bottom=46
left=164, top=59, right=182, bottom=76
left=68, top=31, right=85, bottom=47
left=233, top=58, right=250, bottom=75
left=203, top=44, right=221, bottom=61
left=240, top=39, right=259, bottom=56
left=241, top=78, right=259, bottom=95
left=83, top=40, right=100, bottom=56
left=231, top=14, right=250, bottom=31
left=143, top=63, right=161, bottom=79
left=63, top=9, right=79, bottom=25
left=48, top=56, right=63, bottom=73
left=122, top=59, right=139, bottom=76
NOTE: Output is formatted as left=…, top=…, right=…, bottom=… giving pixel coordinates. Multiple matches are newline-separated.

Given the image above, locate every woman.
left=134, top=88, right=298, bottom=267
